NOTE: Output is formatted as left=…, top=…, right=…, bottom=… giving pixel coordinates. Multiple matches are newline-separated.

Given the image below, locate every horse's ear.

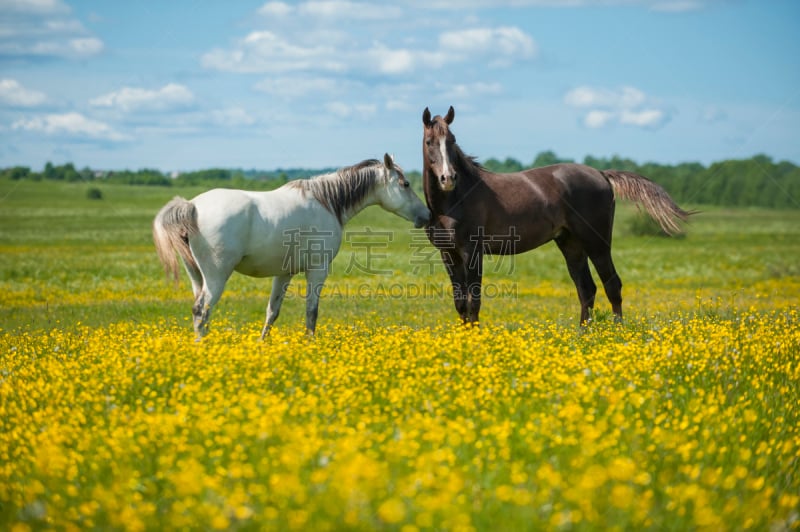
left=383, top=152, right=393, bottom=169
left=445, top=106, right=455, bottom=125
left=422, top=107, right=432, bottom=127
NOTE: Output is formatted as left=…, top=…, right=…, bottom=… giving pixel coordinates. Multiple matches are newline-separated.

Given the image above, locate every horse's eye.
left=425, top=139, right=431, bottom=147
left=403, top=180, right=410, bottom=188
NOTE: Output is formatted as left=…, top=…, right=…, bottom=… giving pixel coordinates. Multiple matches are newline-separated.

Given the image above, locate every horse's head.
left=422, top=106, right=457, bottom=192
left=376, top=153, right=430, bottom=228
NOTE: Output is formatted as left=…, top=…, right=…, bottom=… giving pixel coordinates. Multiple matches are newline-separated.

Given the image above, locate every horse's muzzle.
left=439, top=173, right=457, bottom=192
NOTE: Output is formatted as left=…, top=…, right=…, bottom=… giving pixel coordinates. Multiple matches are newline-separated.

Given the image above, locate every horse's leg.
left=181, top=257, right=203, bottom=300
left=180, top=254, right=206, bottom=331
left=555, top=233, right=597, bottom=325
left=441, top=249, right=468, bottom=323
left=261, top=274, right=293, bottom=339
left=304, top=269, right=328, bottom=336
left=192, top=264, right=233, bottom=339
left=589, top=251, right=623, bottom=322
left=463, top=246, right=483, bottom=325
left=577, top=201, right=623, bottom=323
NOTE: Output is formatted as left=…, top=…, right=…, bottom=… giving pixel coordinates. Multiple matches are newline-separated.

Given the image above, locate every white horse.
left=153, top=154, right=429, bottom=339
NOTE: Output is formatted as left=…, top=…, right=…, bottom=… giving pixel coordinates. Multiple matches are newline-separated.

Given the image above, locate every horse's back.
left=191, top=187, right=307, bottom=232
left=520, top=163, right=614, bottom=213
left=191, top=188, right=257, bottom=233
left=523, top=163, right=610, bottom=192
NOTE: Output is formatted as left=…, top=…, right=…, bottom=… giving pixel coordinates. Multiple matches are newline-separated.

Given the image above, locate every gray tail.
left=152, top=196, right=199, bottom=285
left=602, top=170, right=694, bottom=235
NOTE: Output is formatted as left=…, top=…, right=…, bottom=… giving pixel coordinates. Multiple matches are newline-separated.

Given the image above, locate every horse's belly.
left=235, top=233, right=342, bottom=277
left=234, top=255, right=289, bottom=277
left=484, top=235, right=551, bottom=255
left=483, top=218, right=559, bottom=255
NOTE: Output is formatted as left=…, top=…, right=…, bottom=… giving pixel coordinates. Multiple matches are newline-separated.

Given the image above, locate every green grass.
left=0, top=181, right=800, bottom=331
left=1, top=179, right=798, bottom=334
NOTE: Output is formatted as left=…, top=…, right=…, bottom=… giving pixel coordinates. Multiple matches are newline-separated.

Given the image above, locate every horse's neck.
left=331, top=171, right=380, bottom=226
left=338, top=196, right=374, bottom=225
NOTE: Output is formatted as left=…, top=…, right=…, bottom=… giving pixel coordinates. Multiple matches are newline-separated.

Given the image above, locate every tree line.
left=2, top=152, right=798, bottom=209
left=0, top=162, right=331, bottom=191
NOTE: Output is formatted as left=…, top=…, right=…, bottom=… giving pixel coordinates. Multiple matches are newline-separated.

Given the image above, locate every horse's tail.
left=602, top=170, right=694, bottom=235
left=153, top=196, right=200, bottom=285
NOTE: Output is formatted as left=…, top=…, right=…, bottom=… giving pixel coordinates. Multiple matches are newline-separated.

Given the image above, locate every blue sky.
left=1, top=0, right=798, bottom=172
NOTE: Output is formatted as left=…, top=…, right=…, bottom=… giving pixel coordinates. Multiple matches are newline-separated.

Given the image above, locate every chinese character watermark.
left=344, top=228, right=394, bottom=274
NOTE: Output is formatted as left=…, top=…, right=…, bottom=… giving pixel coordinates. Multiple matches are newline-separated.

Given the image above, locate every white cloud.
left=364, top=28, right=535, bottom=74
left=564, top=86, right=645, bottom=109
left=0, top=0, right=69, bottom=15
left=619, top=108, right=667, bottom=128
left=254, top=76, right=341, bottom=98
left=259, top=0, right=400, bottom=18
left=205, top=25, right=534, bottom=76
left=257, top=1, right=293, bottom=17
left=0, top=79, right=47, bottom=107
left=12, top=112, right=128, bottom=141
left=202, top=31, right=344, bottom=74
left=374, top=47, right=416, bottom=74
left=565, top=85, right=670, bottom=130
left=650, top=1, right=706, bottom=12
left=444, top=81, right=503, bottom=99
left=210, top=107, right=257, bottom=127
left=0, top=0, right=104, bottom=59
left=90, top=83, right=195, bottom=112
left=584, top=110, right=615, bottom=129
left=202, top=3, right=535, bottom=77
left=325, top=101, right=377, bottom=118
left=409, top=0, right=712, bottom=10
left=386, top=98, right=413, bottom=112
left=68, top=37, right=103, bottom=55
left=439, top=27, right=537, bottom=65
left=298, top=1, right=402, bottom=19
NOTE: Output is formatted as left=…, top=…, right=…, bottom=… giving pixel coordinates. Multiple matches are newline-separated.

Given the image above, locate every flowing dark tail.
left=602, top=170, right=694, bottom=235
left=152, top=197, right=200, bottom=284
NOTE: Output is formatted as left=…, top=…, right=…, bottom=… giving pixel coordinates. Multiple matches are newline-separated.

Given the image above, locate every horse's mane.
left=289, top=159, right=386, bottom=224
left=453, top=144, right=485, bottom=177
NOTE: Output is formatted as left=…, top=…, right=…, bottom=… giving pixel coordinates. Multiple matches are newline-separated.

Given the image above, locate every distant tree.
left=532, top=150, right=573, bottom=167
left=43, top=161, right=57, bottom=180
left=62, top=163, right=81, bottom=182
left=483, top=157, right=523, bottom=173
left=583, top=155, right=610, bottom=169
left=483, top=157, right=502, bottom=170
left=2, top=166, right=30, bottom=180
left=607, top=155, right=638, bottom=172
left=80, top=166, right=94, bottom=182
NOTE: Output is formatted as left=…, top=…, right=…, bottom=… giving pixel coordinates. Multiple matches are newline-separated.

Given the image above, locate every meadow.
left=1, top=179, right=798, bottom=530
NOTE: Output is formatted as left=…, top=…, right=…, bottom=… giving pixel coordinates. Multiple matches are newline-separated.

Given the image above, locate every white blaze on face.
left=439, top=137, right=451, bottom=179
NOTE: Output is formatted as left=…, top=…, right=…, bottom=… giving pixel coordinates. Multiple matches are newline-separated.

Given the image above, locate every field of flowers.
left=1, top=180, right=799, bottom=530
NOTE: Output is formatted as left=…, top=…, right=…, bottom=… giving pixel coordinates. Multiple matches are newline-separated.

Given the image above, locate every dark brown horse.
left=421, top=106, right=692, bottom=325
